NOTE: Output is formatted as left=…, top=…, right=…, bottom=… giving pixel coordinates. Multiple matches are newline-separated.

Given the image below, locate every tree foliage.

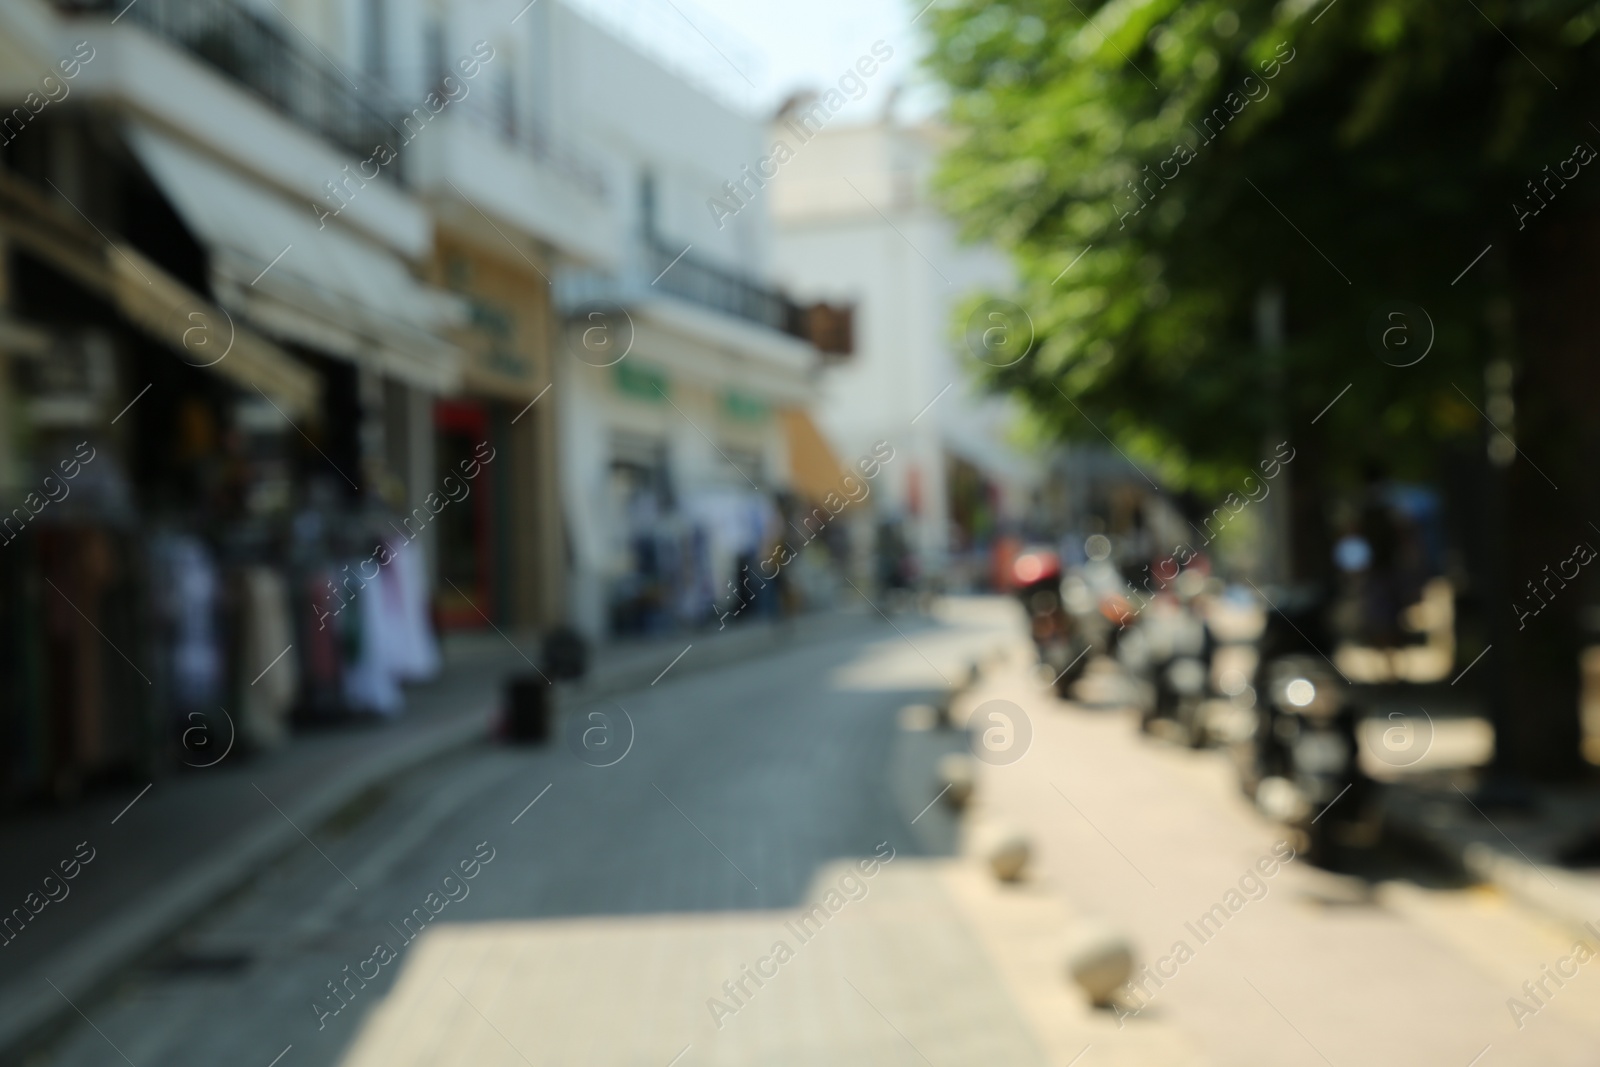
left=925, top=0, right=1600, bottom=498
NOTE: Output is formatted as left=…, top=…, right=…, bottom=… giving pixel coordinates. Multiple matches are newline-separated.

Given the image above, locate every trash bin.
left=505, top=674, right=551, bottom=743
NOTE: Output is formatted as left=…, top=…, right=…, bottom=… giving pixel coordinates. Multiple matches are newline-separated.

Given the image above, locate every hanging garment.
left=299, top=565, right=345, bottom=716
left=152, top=534, right=223, bottom=714
left=42, top=527, right=114, bottom=784
left=341, top=559, right=402, bottom=716
left=381, top=537, right=440, bottom=683
left=237, top=566, right=295, bottom=749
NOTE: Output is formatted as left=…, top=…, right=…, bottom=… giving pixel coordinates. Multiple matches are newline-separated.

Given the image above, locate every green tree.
left=926, top=0, right=1600, bottom=780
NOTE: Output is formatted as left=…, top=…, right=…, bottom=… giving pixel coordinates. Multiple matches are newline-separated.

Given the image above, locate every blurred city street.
left=12, top=598, right=1600, bottom=1067
left=7, top=0, right=1600, bottom=1062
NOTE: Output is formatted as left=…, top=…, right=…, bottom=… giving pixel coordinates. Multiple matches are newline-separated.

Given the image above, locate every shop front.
left=427, top=229, right=563, bottom=633
left=0, top=155, right=319, bottom=800
left=556, top=322, right=819, bottom=641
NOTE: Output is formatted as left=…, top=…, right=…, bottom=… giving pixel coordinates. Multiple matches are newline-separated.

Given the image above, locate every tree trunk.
left=1287, top=435, right=1332, bottom=589
left=1494, top=216, right=1600, bottom=782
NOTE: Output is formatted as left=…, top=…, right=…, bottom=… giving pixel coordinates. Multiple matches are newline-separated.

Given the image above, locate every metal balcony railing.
left=56, top=0, right=403, bottom=182
left=644, top=237, right=810, bottom=342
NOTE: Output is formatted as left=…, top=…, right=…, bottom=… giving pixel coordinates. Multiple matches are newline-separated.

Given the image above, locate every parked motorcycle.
left=1012, top=549, right=1092, bottom=698
left=1247, top=591, right=1378, bottom=865
left=1134, top=577, right=1214, bottom=746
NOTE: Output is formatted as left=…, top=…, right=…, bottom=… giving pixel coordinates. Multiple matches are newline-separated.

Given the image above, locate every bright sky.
left=569, top=0, right=940, bottom=120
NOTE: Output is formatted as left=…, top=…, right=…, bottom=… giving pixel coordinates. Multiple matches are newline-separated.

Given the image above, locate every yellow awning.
left=107, top=245, right=319, bottom=416
left=782, top=408, right=850, bottom=501
left=0, top=171, right=319, bottom=416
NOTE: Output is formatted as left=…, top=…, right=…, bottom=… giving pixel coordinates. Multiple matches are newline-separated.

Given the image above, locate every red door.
left=433, top=401, right=495, bottom=628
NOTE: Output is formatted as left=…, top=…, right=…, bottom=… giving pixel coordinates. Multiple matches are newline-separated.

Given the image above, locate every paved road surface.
left=28, top=598, right=1600, bottom=1066
left=31, top=606, right=1032, bottom=1067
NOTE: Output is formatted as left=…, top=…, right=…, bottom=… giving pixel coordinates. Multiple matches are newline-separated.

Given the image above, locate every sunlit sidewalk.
left=950, top=647, right=1600, bottom=1067
left=335, top=859, right=1052, bottom=1067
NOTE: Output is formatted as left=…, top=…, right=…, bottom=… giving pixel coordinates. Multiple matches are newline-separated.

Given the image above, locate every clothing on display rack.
left=298, top=564, right=346, bottom=716
left=150, top=533, right=223, bottom=715
left=338, top=535, right=441, bottom=715
left=382, top=536, right=440, bottom=683
left=237, top=565, right=295, bottom=749
left=342, top=564, right=402, bottom=715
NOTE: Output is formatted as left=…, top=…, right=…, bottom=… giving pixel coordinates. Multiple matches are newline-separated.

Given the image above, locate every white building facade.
left=767, top=113, right=1043, bottom=589
left=523, top=3, right=828, bottom=639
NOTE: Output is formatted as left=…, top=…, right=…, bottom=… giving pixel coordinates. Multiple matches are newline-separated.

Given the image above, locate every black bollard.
left=505, top=674, right=551, bottom=744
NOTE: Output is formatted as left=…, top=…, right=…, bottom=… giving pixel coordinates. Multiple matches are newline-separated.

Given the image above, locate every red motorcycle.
left=1012, top=549, right=1092, bottom=697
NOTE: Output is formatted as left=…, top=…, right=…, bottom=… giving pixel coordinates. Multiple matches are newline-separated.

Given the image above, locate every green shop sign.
left=722, top=390, right=768, bottom=422
left=614, top=362, right=669, bottom=402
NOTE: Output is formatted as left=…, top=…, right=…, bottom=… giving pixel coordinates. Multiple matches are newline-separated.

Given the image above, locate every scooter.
left=1012, top=549, right=1092, bottom=698
left=1248, top=591, right=1378, bottom=865
left=1137, top=586, right=1212, bottom=746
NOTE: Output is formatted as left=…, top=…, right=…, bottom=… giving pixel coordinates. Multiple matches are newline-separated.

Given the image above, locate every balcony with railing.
left=643, top=236, right=809, bottom=342
left=558, top=235, right=853, bottom=360
left=57, top=0, right=400, bottom=181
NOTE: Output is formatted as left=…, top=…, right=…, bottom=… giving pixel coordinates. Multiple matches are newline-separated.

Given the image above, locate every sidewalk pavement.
left=1383, top=779, right=1600, bottom=938
left=0, top=605, right=887, bottom=1062
left=1077, top=647, right=1600, bottom=945
left=933, top=638, right=1600, bottom=1065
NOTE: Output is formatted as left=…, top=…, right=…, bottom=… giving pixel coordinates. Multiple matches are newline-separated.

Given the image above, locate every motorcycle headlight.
left=1268, top=656, right=1343, bottom=720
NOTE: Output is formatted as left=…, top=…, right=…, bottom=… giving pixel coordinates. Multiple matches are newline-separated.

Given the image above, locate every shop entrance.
left=433, top=401, right=496, bottom=628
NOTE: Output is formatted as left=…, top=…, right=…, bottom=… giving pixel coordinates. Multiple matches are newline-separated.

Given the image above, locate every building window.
left=424, top=18, right=447, bottom=96
left=497, top=67, right=517, bottom=139
left=524, top=1, right=551, bottom=148
left=362, top=0, right=387, bottom=82
left=638, top=170, right=658, bottom=238
left=610, top=433, right=672, bottom=507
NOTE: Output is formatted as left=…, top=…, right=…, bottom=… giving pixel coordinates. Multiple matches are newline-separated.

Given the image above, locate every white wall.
left=550, top=2, right=772, bottom=273
left=768, top=118, right=1040, bottom=575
